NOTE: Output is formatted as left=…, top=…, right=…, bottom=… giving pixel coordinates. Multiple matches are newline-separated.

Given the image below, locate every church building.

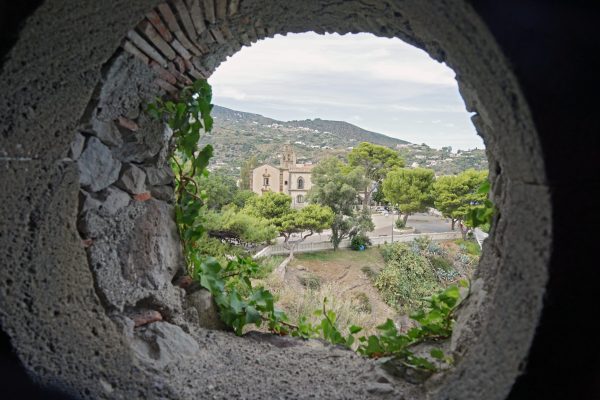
left=250, top=144, right=313, bottom=208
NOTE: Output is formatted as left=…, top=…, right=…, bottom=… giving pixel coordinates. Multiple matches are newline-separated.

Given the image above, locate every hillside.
left=201, top=105, right=487, bottom=177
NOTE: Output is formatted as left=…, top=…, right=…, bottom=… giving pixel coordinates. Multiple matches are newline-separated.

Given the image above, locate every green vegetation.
left=203, top=106, right=487, bottom=178
left=244, top=192, right=334, bottom=258
left=382, top=167, right=435, bottom=226
left=148, top=80, right=293, bottom=335
left=308, top=157, right=372, bottom=250
left=198, top=171, right=238, bottom=210
left=466, top=180, right=495, bottom=232
left=149, top=80, right=484, bottom=376
left=348, top=142, right=404, bottom=211
left=375, top=238, right=476, bottom=314
left=433, top=169, right=488, bottom=235
left=395, top=217, right=406, bottom=229
left=376, top=243, right=443, bottom=314
left=350, top=233, right=371, bottom=250
left=298, top=274, right=322, bottom=290
left=293, top=247, right=380, bottom=263
left=361, top=265, right=378, bottom=281
left=292, top=283, right=467, bottom=372
left=239, top=155, right=258, bottom=190
left=203, top=206, right=278, bottom=249
left=356, top=283, right=466, bottom=370
left=454, top=239, right=481, bottom=256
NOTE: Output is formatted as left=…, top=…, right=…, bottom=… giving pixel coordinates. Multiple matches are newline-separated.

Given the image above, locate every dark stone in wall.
left=77, top=137, right=122, bottom=192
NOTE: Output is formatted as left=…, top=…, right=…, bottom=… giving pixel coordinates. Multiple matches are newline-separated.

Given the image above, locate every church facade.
left=250, top=145, right=313, bottom=208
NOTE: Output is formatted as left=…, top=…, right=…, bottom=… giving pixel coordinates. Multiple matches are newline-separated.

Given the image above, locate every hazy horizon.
left=209, top=32, right=483, bottom=151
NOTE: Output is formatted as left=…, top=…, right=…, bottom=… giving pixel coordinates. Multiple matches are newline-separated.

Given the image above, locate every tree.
left=232, top=190, right=256, bottom=208
left=244, top=192, right=333, bottom=258
left=309, top=157, right=371, bottom=250
left=199, top=171, right=238, bottom=210
left=203, top=205, right=278, bottom=248
left=244, top=191, right=291, bottom=221
left=348, top=142, right=404, bottom=212
left=433, top=169, right=489, bottom=238
left=382, top=168, right=435, bottom=226
left=371, top=185, right=390, bottom=207
left=440, top=146, right=453, bottom=158
left=278, top=204, right=334, bottom=257
left=239, top=155, right=258, bottom=190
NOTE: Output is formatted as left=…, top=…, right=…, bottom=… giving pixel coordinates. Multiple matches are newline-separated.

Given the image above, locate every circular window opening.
left=206, top=30, right=490, bottom=346
left=3, top=1, right=550, bottom=399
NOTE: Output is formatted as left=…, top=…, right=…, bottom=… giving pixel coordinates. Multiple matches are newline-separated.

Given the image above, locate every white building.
left=250, top=144, right=314, bottom=208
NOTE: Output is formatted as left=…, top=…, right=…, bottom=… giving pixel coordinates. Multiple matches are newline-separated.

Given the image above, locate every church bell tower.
left=280, top=144, right=297, bottom=170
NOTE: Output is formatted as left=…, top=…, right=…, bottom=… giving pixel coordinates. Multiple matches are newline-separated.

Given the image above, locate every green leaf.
left=245, top=306, right=261, bottom=324
left=349, top=325, right=363, bottom=334
left=430, top=348, right=445, bottom=360
left=477, top=180, right=490, bottom=194
left=407, top=356, right=437, bottom=371
left=229, top=290, right=245, bottom=314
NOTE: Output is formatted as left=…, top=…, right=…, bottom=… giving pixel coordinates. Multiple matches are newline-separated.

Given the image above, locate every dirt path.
left=285, top=248, right=396, bottom=330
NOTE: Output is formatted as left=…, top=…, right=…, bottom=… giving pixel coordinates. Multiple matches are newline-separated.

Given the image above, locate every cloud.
left=210, top=32, right=481, bottom=150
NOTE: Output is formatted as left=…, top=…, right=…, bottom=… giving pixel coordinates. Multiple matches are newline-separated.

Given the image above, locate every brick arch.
left=0, top=1, right=552, bottom=399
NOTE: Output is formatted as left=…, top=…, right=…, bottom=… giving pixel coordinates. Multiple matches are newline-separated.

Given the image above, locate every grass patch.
left=295, top=247, right=383, bottom=264
left=454, top=239, right=481, bottom=256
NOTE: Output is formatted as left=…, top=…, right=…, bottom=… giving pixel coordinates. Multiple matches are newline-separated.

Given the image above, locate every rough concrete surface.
left=0, top=0, right=557, bottom=399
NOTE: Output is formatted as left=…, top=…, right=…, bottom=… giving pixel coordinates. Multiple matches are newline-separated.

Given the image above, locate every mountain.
left=201, top=105, right=487, bottom=177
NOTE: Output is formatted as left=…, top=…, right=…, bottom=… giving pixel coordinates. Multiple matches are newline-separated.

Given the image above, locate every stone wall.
left=4, top=0, right=589, bottom=399
left=74, top=52, right=187, bottom=319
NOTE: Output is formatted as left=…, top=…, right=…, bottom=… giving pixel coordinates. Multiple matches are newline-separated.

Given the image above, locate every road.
left=276, top=212, right=454, bottom=244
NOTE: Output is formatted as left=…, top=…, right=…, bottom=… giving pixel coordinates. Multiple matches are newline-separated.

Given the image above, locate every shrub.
left=298, top=274, right=322, bottom=290
left=429, top=255, right=459, bottom=282
left=350, top=233, right=371, bottom=251
left=195, top=236, right=247, bottom=266
left=374, top=243, right=443, bottom=314
left=425, top=241, right=448, bottom=257
left=429, top=255, right=453, bottom=272
left=411, top=236, right=432, bottom=253
left=379, top=243, right=397, bottom=262
left=394, top=218, right=406, bottom=229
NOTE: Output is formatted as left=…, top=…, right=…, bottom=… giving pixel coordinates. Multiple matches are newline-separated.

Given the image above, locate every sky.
left=209, top=32, right=483, bottom=150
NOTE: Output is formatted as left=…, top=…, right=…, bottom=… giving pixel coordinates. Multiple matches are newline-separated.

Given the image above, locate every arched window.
left=297, top=194, right=304, bottom=204
left=297, top=176, right=304, bottom=189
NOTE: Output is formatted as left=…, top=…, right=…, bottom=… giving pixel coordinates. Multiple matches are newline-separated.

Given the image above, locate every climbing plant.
left=148, top=79, right=466, bottom=374
left=148, top=80, right=291, bottom=335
